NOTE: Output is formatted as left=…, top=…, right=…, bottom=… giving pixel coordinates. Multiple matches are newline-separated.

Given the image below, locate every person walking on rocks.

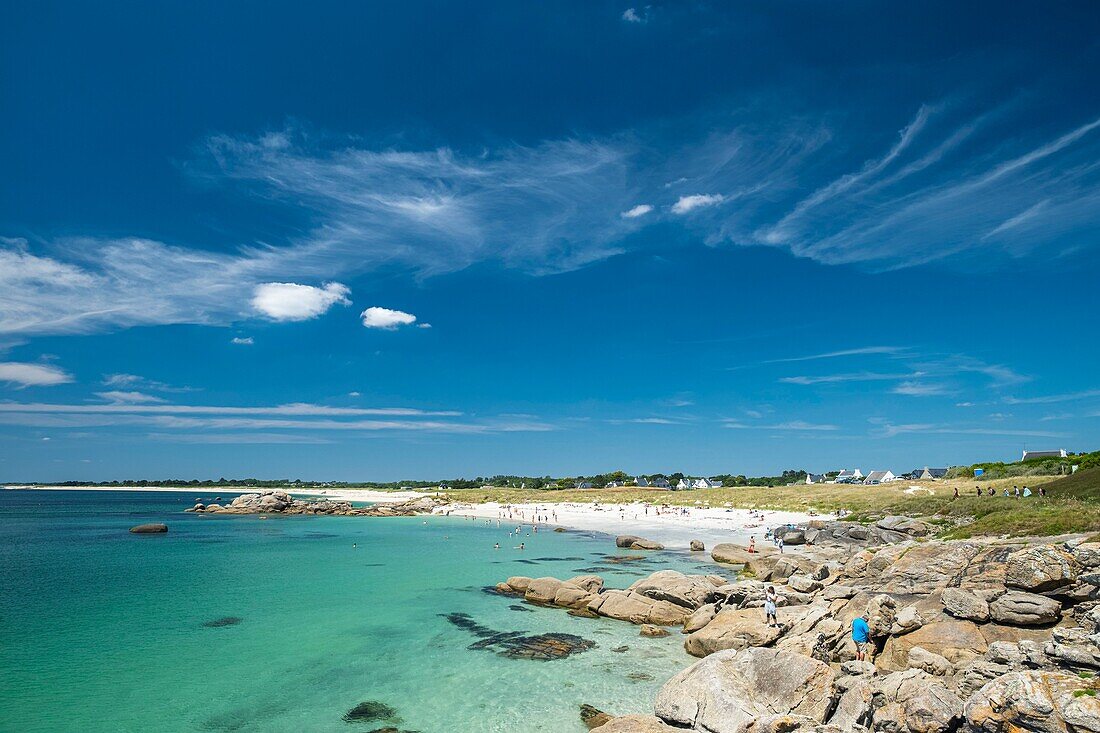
left=852, top=614, right=871, bottom=661
left=763, top=586, right=779, bottom=627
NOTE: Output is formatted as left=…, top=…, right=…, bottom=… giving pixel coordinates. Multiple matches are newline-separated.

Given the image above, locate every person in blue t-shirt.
left=852, top=615, right=871, bottom=661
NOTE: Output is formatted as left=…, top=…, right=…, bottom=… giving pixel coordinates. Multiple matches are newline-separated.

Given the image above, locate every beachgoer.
left=778, top=536, right=784, bottom=554
left=975, top=486, right=981, bottom=497
left=953, top=487, right=959, bottom=499
left=988, top=486, right=995, bottom=496
left=764, top=585, right=779, bottom=627
left=516, top=543, right=525, bottom=550
left=1014, top=485, right=1021, bottom=499
left=494, top=543, right=500, bottom=549
left=748, top=536, right=756, bottom=554
left=852, top=615, right=871, bottom=661
left=1003, top=488, right=1010, bottom=497
left=1039, top=485, right=1047, bottom=498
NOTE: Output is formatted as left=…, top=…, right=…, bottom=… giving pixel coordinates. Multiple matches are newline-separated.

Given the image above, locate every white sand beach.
left=437, top=500, right=828, bottom=550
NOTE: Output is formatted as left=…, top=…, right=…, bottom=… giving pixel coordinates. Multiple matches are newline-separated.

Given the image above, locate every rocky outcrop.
left=1004, top=545, right=1079, bottom=593
left=590, top=590, right=688, bottom=626
left=964, top=670, right=1100, bottom=732
left=186, top=490, right=446, bottom=517
left=655, top=648, right=836, bottom=732
left=690, top=540, right=706, bottom=552
left=683, top=607, right=784, bottom=657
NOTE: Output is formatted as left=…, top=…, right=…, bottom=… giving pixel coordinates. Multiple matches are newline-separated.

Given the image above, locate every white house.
left=605, top=480, right=625, bottom=488
left=693, top=477, right=722, bottom=489
left=1022, top=449, right=1067, bottom=461
left=651, top=478, right=671, bottom=489
left=863, top=470, right=897, bottom=485
left=806, top=473, right=827, bottom=484
left=916, top=467, right=949, bottom=480
left=834, top=469, right=864, bottom=482
left=576, top=481, right=594, bottom=489
left=634, top=476, right=650, bottom=487
left=675, top=478, right=693, bottom=490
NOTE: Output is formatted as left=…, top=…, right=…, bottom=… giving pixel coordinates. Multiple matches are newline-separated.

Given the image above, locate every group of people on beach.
left=952, top=484, right=1045, bottom=499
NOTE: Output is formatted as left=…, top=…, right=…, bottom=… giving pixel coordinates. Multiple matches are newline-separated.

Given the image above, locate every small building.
left=834, top=469, right=864, bottom=483
left=1022, top=449, right=1067, bottom=461
left=576, top=481, right=594, bottom=489
left=634, top=476, right=650, bottom=487
left=675, top=478, right=693, bottom=490
left=605, top=480, right=625, bottom=488
left=806, top=473, right=827, bottom=484
left=693, top=477, right=722, bottom=489
left=863, top=470, right=897, bottom=485
left=916, top=467, right=949, bottom=480
left=651, top=477, right=671, bottom=489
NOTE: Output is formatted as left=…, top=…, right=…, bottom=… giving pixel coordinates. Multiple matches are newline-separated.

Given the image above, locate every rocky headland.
left=184, top=490, right=446, bottom=517
left=498, top=520, right=1100, bottom=732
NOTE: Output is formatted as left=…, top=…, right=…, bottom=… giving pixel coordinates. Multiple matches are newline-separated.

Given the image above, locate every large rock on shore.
left=593, top=715, right=680, bottom=732
left=616, top=535, right=665, bottom=550
left=878, top=620, right=988, bottom=671
left=589, top=590, right=688, bottom=626
left=655, top=648, right=836, bottom=732
left=629, top=571, right=715, bottom=610
left=989, top=591, right=1063, bottom=626
left=683, top=607, right=782, bottom=657
left=1004, top=545, right=1078, bottom=593
left=964, top=670, right=1100, bottom=732
left=942, top=587, right=991, bottom=622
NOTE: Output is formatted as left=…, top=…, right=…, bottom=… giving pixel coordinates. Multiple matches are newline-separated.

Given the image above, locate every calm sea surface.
left=0, top=490, right=720, bottom=732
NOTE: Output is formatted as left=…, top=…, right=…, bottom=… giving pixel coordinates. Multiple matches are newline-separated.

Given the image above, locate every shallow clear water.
left=0, top=490, right=722, bottom=732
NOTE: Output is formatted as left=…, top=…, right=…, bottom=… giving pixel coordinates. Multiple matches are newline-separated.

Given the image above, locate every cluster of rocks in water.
left=500, top=518, right=1100, bottom=732
left=184, top=491, right=445, bottom=517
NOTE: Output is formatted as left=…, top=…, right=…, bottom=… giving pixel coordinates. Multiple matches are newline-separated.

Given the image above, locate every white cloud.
left=252, top=282, right=350, bottom=321
left=416, top=323, right=432, bottom=329
left=0, top=401, right=551, bottom=434
left=348, top=391, right=361, bottom=397
left=892, top=381, right=951, bottom=396
left=1004, top=389, right=1100, bottom=405
left=671, top=194, right=725, bottom=214
left=94, top=391, right=166, bottom=404
left=621, top=7, right=646, bottom=23
left=765, top=346, right=907, bottom=363
left=621, top=204, right=653, bottom=218
left=103, top=373, right=194, bottom=393
left=724, top=419, right=838, bottom=431
left=361, top=307, right=418, bottom=329
left=231, top=336, right=254, bottom=345
left=0, top=362, right=73, bottom=387
left=781, top=371, right=919, bottom=385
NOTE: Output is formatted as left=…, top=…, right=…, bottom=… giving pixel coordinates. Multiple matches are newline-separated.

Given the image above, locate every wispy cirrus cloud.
left=873, top=421, right=1066, bottom=439
left=724, top=419, right=838, bottom=431
left=765, top=346, right=908, bottom=364
left=5, top=100, right=1100, bottom=339
left=0, top=362, right=73, bottom=387
left=1003, top=389, right=1100, bottom=405
left=0, top=401, right=551, bottom=434
left=780, top=371, right=920, bottom=385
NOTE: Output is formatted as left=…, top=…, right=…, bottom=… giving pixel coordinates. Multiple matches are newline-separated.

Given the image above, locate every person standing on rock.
left=852, top=614, right=871, bottom=661
left=763, top=586, right=778, bottom=627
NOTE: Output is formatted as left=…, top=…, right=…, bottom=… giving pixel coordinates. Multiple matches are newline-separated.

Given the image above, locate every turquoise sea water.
left=0, top=490, right=722, bottom=732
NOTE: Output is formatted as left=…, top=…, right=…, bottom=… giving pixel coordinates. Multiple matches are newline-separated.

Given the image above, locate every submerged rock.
left=202, top=616, right=242, bottom=628
left=343, top=700, right=400, bottom=723
left=580, top=704, right=613, bottom=729
left=129, top=523, right=168, bottom=533
left=440, top=612, right=595, bottom=660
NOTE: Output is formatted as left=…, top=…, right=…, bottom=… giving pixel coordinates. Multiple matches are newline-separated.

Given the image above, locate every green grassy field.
left=437, top=470, right=1100, bottom=539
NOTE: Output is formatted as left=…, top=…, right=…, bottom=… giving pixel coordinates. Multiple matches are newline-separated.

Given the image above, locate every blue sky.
left=2, top=0, right=1099, bottom=481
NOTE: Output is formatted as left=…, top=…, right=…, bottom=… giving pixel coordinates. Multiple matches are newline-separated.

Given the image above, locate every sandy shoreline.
left=5, top=485, right=827, bottom=549
left=437, top=500, right=828, bottom=550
